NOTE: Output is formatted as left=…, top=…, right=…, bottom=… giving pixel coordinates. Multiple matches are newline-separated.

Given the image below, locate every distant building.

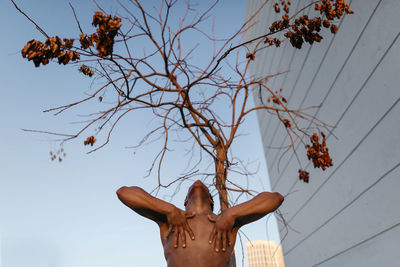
left=246, top=240, right=285, bottom=267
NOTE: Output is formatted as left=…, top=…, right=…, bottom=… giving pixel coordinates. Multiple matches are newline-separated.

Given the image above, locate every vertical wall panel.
left=245, top=0, right=400, bottom=265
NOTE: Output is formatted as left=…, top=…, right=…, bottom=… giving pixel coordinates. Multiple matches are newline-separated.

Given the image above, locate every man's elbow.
left=261, top=191, right=284, bottom=209
left=116, top=186, right=139, bottom=199
left=260, top=191, right=284, bottom=202
left=116, top=186, right=128, bottom=197
left=273, top=192, right=284, bottom=206
left=116, top=186, right=143, bottom=202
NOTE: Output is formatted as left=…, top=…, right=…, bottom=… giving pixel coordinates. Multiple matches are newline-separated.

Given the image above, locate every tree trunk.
left=214, top=144, right=236, bottom=267
left=215, top=144, right=229, bottom=210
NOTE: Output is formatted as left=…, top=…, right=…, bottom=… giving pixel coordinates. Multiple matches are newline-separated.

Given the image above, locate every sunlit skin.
left=116, top=180, right=284, bottom=267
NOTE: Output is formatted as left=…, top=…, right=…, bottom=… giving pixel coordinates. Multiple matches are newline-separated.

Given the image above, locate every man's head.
left=184, top=180, right=214, bottom=211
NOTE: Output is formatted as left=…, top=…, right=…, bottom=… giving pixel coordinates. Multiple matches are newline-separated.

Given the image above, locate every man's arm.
left=208, top=192, right=284, bottom=252
left=116, top=186, right=195, bottom=247
left=229, top=192, right=284, bottom=227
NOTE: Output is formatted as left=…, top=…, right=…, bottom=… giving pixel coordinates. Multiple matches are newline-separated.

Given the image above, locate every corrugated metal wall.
left=244, top=0, right=400, bottom=266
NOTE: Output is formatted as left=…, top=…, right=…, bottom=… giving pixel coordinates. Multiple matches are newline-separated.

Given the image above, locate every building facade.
left=245, top=0, right=400, bottom=266
left=246, top=240, right=285, bottom=267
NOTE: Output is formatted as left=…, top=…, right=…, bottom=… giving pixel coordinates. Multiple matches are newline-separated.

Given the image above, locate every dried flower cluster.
left=21, top=37, right=79, bottom=67
left=305, top=132, right=333, bottom=170
left=78, top=64, right=95, bottom=77
left=284, top=15, right=324, bottom=49
left=21, top=11, right=121, bottom=68
left=50, top=148, right=67, bottom=162
left=269, top=14, right=290, bottom=33
left=84, top=136, right=96, bottom=146
left=269, top=0, right=353, bottom=49
left=315, top=0, right=354, bottom=19
left=79, top=12, right=121, bottom=57
left=273, top=0, right=291, bottom=14
left=269, top=0, right=291, bottom=33
left=246, top=52, right=255, bottom=61
left=267, top=88, right=287, bottom=104
left=298, top=169, right=310, bottom=183
left=264, top=37, right=282, bottom=47
left=282, top=119, right=291, bottom=128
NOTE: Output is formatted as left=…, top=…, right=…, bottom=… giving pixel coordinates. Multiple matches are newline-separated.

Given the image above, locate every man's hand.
left=166, top=207, right=195, bottom=248
left=208, top=211, right=235, bottom=252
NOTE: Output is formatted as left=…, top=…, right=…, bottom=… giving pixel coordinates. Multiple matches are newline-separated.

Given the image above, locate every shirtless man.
left=116, top=180, right=284, bottom=267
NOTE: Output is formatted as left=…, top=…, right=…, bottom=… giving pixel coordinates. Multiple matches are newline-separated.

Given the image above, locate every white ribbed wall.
left=245, top=0, right=400, bottom=266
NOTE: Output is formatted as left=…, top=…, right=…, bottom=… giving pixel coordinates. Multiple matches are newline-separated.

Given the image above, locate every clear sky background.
left=0, top=1, right=281, bottom=267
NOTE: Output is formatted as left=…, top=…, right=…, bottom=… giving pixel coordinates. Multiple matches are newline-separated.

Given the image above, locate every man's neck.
left=185, top=196, right=212, bottom=215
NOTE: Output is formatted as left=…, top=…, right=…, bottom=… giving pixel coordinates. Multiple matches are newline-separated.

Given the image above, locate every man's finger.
left=208, top=226, right=216, bottom=244
left=179, top=226, right=186, bottom=248
left=174, top=226, right=179, bottom=248
left=185, top=222, right=195, bottom=240
left=222, top=232, right=227, bottom=252
left=215, top=232, right=222, bottom=252
left=166, top=225, right=173, bottom=238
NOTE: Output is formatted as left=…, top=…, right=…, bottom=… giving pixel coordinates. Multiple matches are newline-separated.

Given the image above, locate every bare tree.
left=12, top=0, right=353, bottom=215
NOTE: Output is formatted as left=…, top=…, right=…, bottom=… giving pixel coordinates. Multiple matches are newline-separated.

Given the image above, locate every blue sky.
left=0, top=1, right=281, bottom=266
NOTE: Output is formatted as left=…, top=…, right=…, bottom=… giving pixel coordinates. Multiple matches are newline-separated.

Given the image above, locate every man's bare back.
left=117, top=180, right=283, bottom=267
